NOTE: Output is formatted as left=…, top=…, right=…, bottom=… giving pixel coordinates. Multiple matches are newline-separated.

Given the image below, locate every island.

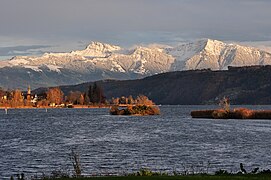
left=191, top=97, right=271, bottom=119
left=109, top=95, right=160, bottom=116
left=191, top=108, right=271, bottom=119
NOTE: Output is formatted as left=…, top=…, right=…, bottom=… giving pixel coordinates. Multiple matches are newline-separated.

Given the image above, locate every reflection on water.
left=1, top=105, right=271, bottom=179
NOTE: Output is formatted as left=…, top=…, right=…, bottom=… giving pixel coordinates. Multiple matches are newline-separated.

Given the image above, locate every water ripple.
left=1, top=106, right=271, bottom=179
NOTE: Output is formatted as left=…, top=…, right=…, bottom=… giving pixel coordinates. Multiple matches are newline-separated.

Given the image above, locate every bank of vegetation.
left=0, top=83, right=159, bottom=112
left=8, top=151, right=271, bottom=180
left=110, top=95, right=160, bottom=116
left=191, top=97, right=271, bottom=119
left=0, top=83, right=107, bottom=108
left=12, top=166, right=271, bottom=180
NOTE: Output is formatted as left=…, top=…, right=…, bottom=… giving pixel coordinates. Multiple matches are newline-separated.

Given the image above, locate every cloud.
left=0, top=45, right=51, bottom=56
left=0, top=0, right=271, bottom=54
left=237, top=41, right=271, bottom=53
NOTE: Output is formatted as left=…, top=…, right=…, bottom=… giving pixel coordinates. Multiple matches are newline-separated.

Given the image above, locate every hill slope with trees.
left=34, top=65, right=271, bottom=105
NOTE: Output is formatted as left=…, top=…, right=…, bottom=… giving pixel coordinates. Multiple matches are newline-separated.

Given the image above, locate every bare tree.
left=67, top=91, right=84, bottom=105
left=136, top=95, right=154, bottom=106
left=219, top=96, right=230, bottom=112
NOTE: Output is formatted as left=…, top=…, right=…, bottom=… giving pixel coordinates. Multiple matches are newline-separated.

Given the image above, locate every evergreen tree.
left=88, top=85, right=93, bottom=103
left=84, top=92, right=90, bottom=105
left=88, top=82, right=105, bottom=104
left=92, top=83, right=99, bottom=103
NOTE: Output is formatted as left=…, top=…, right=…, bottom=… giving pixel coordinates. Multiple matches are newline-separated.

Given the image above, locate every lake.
left=1, top=105, right=271, bottom=179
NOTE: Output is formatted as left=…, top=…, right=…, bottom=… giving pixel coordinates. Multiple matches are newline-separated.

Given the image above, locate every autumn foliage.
left=0, top=88, right=25, bottom=107
left=110, top=95, right=160, bottom=116
left=67, top=91, right=84, bottom=105
left=191, top=108, right=271, bottom=119
left=111, top=94, right=154, bottom=106
left=46, top=87, right=64, bottom=105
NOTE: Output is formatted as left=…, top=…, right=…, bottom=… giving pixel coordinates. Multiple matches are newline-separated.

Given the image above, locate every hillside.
left=1, top=39, right=271, bottom=89
left=34, top=65, right=271, bottom=105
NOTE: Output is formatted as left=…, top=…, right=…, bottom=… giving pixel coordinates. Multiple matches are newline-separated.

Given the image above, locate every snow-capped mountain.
left=0, top=39, right=271, bottom=89
left=166, top=39, right=271, bottom=70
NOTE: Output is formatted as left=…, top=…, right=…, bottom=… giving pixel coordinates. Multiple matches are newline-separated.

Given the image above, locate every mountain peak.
left=85, top=41, right=121, bottom=52
left=200, top=38, right=229, bottom=54
left=197, top=38, right=224, bottom=47
left=70, top=41, right=121, bottom=57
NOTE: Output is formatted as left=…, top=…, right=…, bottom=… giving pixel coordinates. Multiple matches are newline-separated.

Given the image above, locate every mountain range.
left=1, top=39, right=271, bottom=89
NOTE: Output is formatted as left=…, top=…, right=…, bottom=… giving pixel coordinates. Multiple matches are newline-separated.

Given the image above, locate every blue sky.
left=1, top=0, right=271, bottom=59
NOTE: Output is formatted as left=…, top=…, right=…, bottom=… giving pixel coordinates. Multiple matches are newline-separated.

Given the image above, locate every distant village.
left=0, top=82, right=105, bottom=108
left=0, top=82, right=153, bottom=108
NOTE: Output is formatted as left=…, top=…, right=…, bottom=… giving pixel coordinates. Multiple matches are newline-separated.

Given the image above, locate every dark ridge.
left=33, top=65, right=271, bottom=105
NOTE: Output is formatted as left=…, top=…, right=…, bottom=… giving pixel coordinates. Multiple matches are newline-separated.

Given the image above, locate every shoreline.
left=0, top=105, right=110, bottom=109
left=191, top=108, right=271, bottom=119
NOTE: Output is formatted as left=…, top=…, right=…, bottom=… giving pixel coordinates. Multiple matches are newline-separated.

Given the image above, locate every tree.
left=12, top=89, right=23, bottom=102
left=67, top=91, right=84, bottom=105
left=0, top=88, right=6, bottom=104
left=0, top=88, right=5, bottom=98
left=46, top=87, right=64, bottom=105
left=136, top=95, right=154, bottom=106
left=219, top=96, right=230, bottom=112
left=119, top=96, right=128, bottom=104
left=128, top=95, right=134, bottom=104
left=111, top=97, right=119, bottom=105
left=87, top=85, right=92, bottom=103
left=83, top=92, right=90, bottom=105
left=11, top=89, right=24, bottom=107
left=79, top=94, right=84, bottom=105
left=88, top=82, right=105, bottom=104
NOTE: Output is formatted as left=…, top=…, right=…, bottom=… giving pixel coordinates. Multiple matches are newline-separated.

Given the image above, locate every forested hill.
left=34, top=65, right=271, bottom=105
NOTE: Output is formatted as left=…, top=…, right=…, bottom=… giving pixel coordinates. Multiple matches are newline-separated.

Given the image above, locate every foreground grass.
left=45, top=175, right=271, bottom=180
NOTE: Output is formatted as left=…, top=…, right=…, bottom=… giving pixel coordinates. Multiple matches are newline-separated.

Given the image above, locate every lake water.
left=1, top=105, right=271, bottom=179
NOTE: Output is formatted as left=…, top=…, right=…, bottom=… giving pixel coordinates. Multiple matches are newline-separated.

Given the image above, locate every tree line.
left=0, top=82, right=154, bottom=108
left=110, top=95, right=155, bottom=106
left=0, top=82, right=106, bottom=107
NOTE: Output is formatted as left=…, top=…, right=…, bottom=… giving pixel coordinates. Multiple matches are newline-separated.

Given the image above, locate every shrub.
left=233, top=108, right=254, bottom=119
left=69, top=150, right=82, bottom=177
left=110, top=105, right=160, bottom=116
left=215, top=169, right=230, bottom=175
left=212, top=109, right=229, bottom=119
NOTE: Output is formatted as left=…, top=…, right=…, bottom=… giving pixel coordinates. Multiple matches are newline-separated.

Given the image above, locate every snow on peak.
left=202, top=39, right=228, bottom=55
left=71, top=41, right=121, bottom=57
left=9, top=57, right=29, bottom=65
left=86, top=41, right=121, bottom=51
left=164, top=38, right=271, bottom=70
left=1, top=38, right=271, bottom=79
left=46, top=64, right=62, bottom=73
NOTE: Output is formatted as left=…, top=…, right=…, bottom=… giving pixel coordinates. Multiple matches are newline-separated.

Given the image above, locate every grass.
left=40, top=174, right=271, bottom=180
left=16, top=151, right=271, bottom=180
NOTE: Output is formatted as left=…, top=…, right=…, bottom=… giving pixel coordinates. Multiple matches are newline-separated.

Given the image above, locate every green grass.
left=45, top=174, right=271, bottom=180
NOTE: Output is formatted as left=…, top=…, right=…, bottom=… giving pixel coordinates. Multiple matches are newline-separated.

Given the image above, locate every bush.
left=215, top=169, right=231, bottom=175
left=212, top=109, right=229, bottom=119
left=110, top=105, right=160, bottom=116
left=233, top=108, right=254, bottom=119
left=191, top=110, right=215, bottom=118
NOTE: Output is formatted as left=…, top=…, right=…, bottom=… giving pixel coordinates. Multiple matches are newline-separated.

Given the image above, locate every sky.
left=0, top=0, right=271, bottom=59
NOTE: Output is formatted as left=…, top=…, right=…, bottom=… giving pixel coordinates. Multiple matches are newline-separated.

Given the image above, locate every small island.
left=191, top=97, right=271, bottom=119
left=109, top=95, right=160, bottom=116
